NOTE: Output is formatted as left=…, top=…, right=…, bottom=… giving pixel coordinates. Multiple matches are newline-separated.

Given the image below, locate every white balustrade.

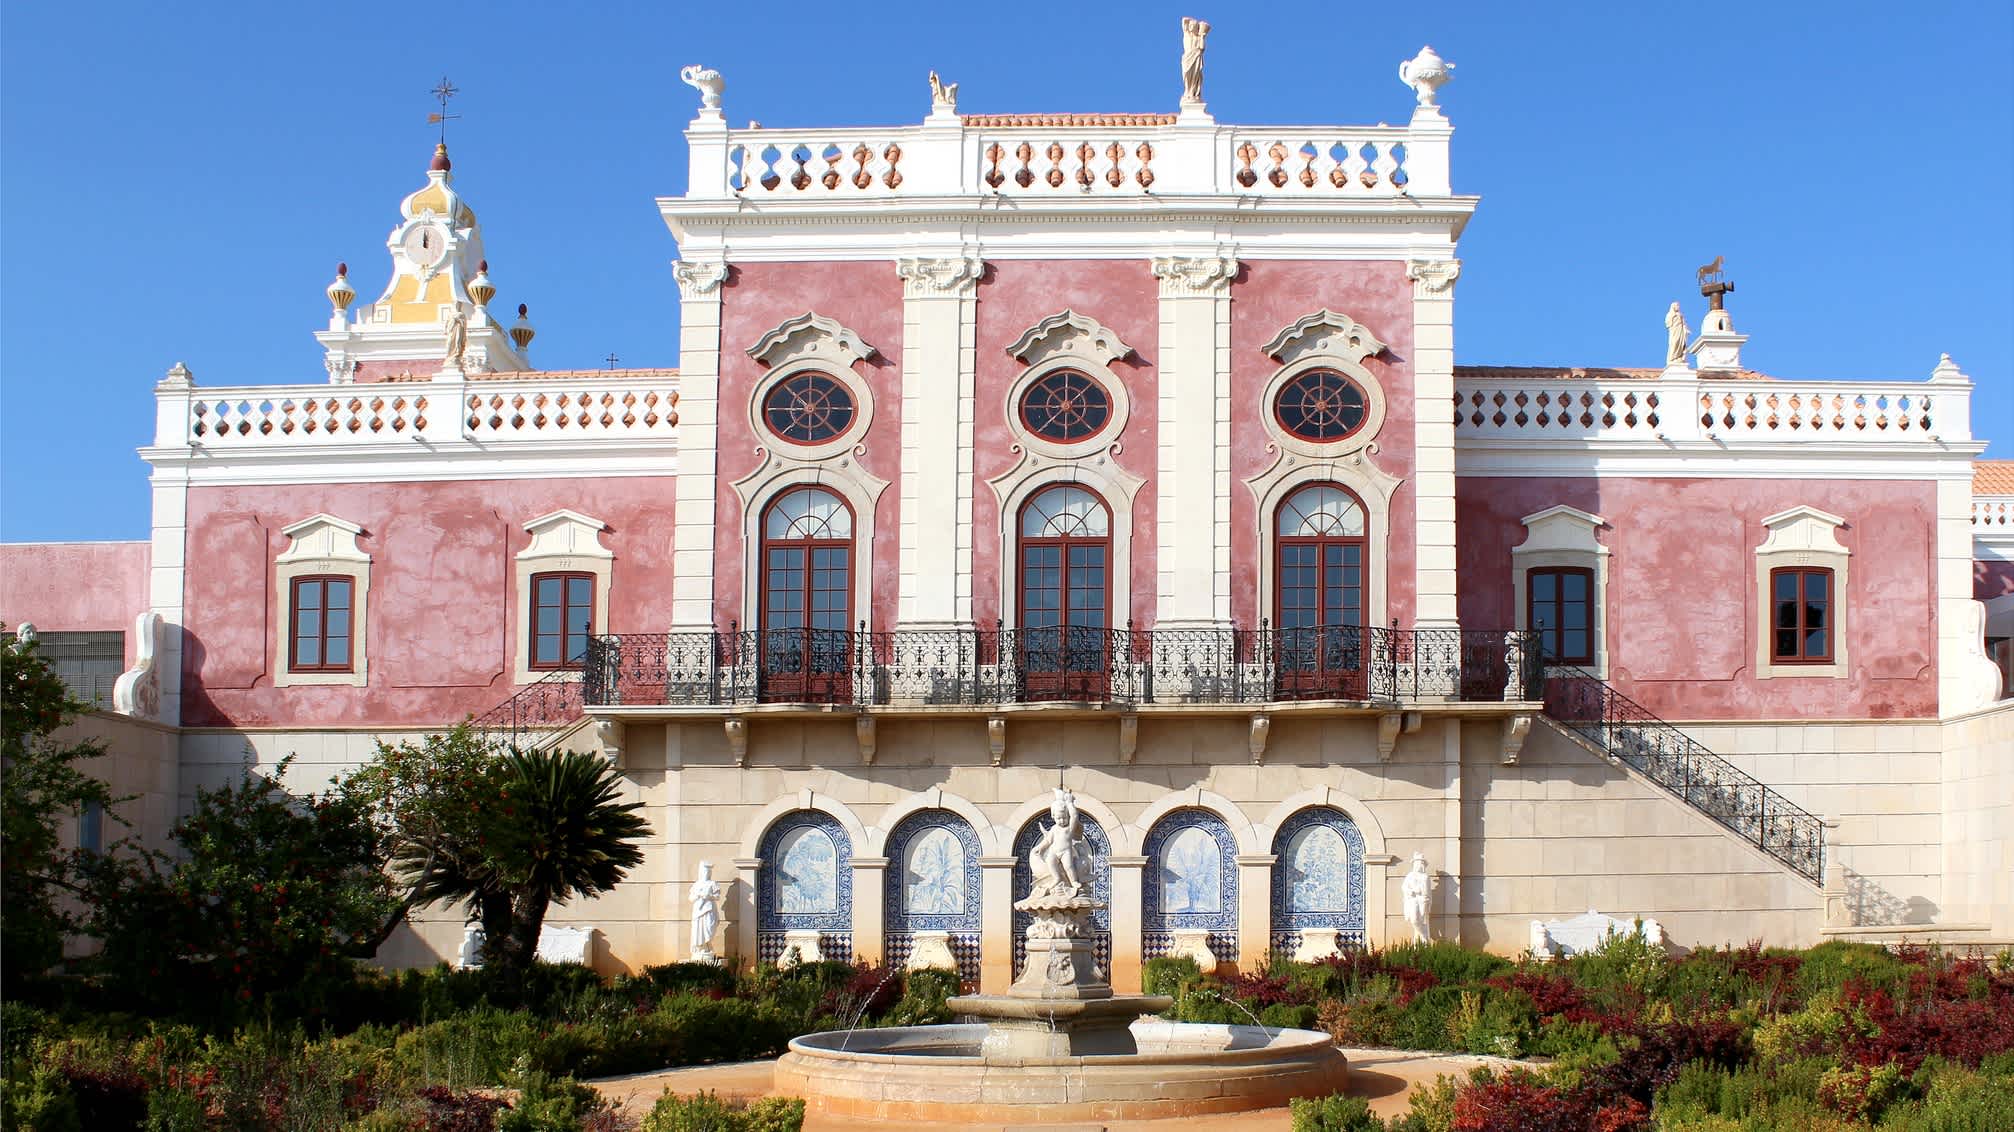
left=1456, top=373, right=1964, bottom=446
left=687, top=115, right=1449, bottom=200
left=1976, top=497, right=2013, bottom=529
left=164, top=376, right=680, bottom=451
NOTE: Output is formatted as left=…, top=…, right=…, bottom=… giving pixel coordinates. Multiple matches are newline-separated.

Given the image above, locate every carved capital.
left=1406, top=258, right=1461, bottom=297
left=674, top=259, right=729, bottom=299
left=1152, top=255, right=1239, bottom=297
left=897, top=255, right=984, bottom=298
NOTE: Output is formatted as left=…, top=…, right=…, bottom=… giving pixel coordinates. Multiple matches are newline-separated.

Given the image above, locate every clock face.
left=402, top=224, right=447, bottom=268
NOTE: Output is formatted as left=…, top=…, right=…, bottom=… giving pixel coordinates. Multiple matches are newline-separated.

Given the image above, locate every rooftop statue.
left=928, top=70, right=958, bottom=113
left=1180, top=18, right=1210, bottom=105
left=1665, top=302, right=1689, bottom=366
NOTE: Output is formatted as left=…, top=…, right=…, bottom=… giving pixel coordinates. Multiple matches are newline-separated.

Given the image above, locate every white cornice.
left=140, top=443, right=678, bottom=488
left=1454, top=440, right=1984, bottom=482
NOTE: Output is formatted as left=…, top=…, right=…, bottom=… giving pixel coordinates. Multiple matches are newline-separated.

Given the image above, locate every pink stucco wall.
left=714, top=262, right=904, bottom=632
left=972, top=260, right=1160, bottom=627
left=0, top=541, right=150, bottom=665
left=1455, top=477, right=1939, bottom=720
left=1228, top=261, right=1417, bottom=628
left=180, top=477, right=676, bottom=727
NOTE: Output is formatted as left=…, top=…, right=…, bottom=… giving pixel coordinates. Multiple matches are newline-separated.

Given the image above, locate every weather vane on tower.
left=428, top=76, right=460, bottom=144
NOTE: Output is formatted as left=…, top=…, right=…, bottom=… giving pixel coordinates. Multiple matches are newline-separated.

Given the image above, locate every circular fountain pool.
left=774, top=1018, right=1350, bottom=1123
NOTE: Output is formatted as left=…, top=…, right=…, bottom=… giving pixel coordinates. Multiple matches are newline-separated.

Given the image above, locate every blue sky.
left=2, top=0, right=2008, bottom=541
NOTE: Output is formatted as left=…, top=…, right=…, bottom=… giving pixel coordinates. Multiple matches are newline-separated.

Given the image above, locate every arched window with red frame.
left=1274, top=484, right=1370, bottom=699
left=1016, top=485, right=1112, bottom=700
left=759, top=487, right=854, bottom=702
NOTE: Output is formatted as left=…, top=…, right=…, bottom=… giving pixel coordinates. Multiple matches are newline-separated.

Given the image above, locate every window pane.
left=326, top=579, right=352, bottom=610
left=535, top=634, right=560, bottom=665
left=1562, top=573, right=1587, bottom=601
left=1805, top=629, right=1828, bottom=659
left=298, top=579, right=322, bottom=608
left=537, top=606, right=560, bottom=634
left=569, top=577, right=592, bottom=607
left=1775, top=629, right=1797, bottom=659
left=1563, top=629, right=1588, bottom=661
left=326, top=610, right=350, bottom=637
left=1774, top=572, right=1797, bottom=601
left=298, top=638, right=321, bottom=666
left=1775, top=599, right=1799, bottom=629
left=297, top=609, right=320, bottom=635
left=536, top=576, right=562, bottom=605
left=1804, top=572, right=1829, bottom=603
left=326, top=638, right=350, bottom=666
left=1533, top=573, right=1556, bottom=602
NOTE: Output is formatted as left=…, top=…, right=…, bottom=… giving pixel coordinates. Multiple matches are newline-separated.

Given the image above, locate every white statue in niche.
left=1028, top=787, right=1093, bottom=899
left=1665, top=302, right=1689, bottom=366
left=1402, top=852, right=1433, bottom=943
left=688, top=861, right=724, bottom=963
left=458, top=922, right=486, bottom=969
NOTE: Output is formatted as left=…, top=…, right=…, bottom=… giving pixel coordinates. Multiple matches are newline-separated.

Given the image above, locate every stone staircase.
left=1539, top=665, right=1826, bottom=885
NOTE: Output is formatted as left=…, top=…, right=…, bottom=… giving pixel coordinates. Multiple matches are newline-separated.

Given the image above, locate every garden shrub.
left=1143, top=955, right=1202, bottom=997
left=641, top=1090, right=804, bottom=1132
left=1260, top=1002, right=1318, bottom=1030
left=1794, top=940, right=1917, bottom=1001
left=1290, top=1090, right=1385, bottom=1131
left=1381, top=942, right=1512, bottom=987
left=1384, top=1072, right=1462, bottom=1132
left=1814, top=1061, right=1906, bottom=1122
left=886, top=968, right=961, bottom=1026
left=495, top=1070, right=617, bottom=1132
left=638, top=962, right=739, bottom=998
left=1446, top=1069, right=1650, bottom=1132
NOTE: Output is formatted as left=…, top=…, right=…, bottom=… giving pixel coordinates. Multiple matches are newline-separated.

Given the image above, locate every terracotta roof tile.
left=960, top=113, right=1179, bottom=127
left=1976, top=460, right=2014, bottom=495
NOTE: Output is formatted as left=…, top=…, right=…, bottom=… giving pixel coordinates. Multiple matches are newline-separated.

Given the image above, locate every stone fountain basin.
left=774, top=1019, right=1350, bottom=1123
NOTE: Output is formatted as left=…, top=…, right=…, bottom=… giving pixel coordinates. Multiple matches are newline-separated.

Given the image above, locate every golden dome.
left=399, top=144, right=477, bottom=227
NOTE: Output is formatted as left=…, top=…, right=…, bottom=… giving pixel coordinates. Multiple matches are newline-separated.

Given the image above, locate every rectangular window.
left=1771, top=567, right=1832, bottom=663
left=531, top=572, right=595, bottom=670
left=79, top=801, right=104, bottom=855
left=1528, top=566, right=1595, bottom=666
left=289, top=576, right=354, bottom=672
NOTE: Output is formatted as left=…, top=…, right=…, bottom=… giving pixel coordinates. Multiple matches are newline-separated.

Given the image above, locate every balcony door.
left=760, top=486, right=853, bottom=702
left=1017, top=485, right=1111, bottom=700
left=1274, top=483, right=1369, bottom=700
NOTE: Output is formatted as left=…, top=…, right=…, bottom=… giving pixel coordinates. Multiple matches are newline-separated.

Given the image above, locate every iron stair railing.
left=1541, top=664, right=1825, bottom=884
left=470, top=665, right=589, bottom=754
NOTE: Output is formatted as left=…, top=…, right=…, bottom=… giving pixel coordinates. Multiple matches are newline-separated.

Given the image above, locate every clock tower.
left=314, top=143, right=536, bottom=383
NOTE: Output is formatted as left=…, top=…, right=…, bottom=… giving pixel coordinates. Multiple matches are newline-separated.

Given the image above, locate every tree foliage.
left=1, top=637, right=120, bottom=994
left=86, top=757, right=402, bottom=1020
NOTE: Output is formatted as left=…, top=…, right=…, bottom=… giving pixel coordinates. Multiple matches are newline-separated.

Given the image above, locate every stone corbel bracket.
left=1376, top=711, right=1423, bottom=762
left=1500, top=713, right=1533, bottom=766
left=987, top=715, right=1007, bottom=766
left=856, top=715, right=878, bottom=765
left=112, top=610, right=164, bottom=720
left=1118, top=713, right=1139, bottom=764
left=594, top=719, right=625, bottom=767
left=1248, top=713, right=1271, bottom=764
left=724, top=716, right=749, bottom=767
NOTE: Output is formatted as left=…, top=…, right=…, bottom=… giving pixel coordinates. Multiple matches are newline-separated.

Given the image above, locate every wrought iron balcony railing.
left=581, top=624, right=1542, bottom=711
left=1542, top=664, right=1825, bottom=884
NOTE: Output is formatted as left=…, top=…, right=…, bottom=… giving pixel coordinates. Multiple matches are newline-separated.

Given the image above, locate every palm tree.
left=410, top=745, right=649, bottom=973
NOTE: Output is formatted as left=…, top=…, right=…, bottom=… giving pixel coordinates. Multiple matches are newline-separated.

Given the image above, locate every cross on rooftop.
left=428, top=76, right=460, bottom=144
left=605, top=352, right=620, bottom=369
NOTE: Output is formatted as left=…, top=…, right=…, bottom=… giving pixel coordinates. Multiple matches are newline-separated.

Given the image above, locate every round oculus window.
left=762, top=372, right=856, bottom=445
left=1019, top=369, right=1113, bottom=443
left=1274, top=369, right=1369, bottom=442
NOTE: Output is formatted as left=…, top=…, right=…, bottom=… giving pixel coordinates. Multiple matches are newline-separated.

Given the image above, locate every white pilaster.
left=1153, top=255, right=1238, bottom=628
left=148, top=364, right=196, bottom=726
left=670, top=260, right=729, bottom=631
left=895, top=256, right=983, bottom=629
left=1407, top=257, right=1462, bottom=628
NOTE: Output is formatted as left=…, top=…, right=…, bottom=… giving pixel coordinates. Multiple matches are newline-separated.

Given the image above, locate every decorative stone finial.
left=1929, top=353, right=1968, bottom=384
left=927, top=70, right=959, bottom=114
left=159, top=361, right=194, bottom=389
left=680, top=64, right=725, bottom=113
left=510, top=303, right=537, bottom=352
left=1399, top=46, right=1454, bottom=108
left=468, top=259, right=495, bottom=308
left=1179, top=18, right=1210, bottom=106
left=326, top=263, right=355, bottom=313
left=430, top=142, right=452, bottom=172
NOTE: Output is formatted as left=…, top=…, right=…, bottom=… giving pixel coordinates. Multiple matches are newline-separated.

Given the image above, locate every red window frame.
left=1273, top=484, right=1370, bottom=698
left=1770, top=566, right=1834, bottom=664
left=1273, top=369, right=1370, bottom=443
left=758, top=488, right=855, bottom=702
left=761, top=371, right=856, bottom=447
left=288, top=574, right=355, bottom=673
left=1527, top=566, right=1596, bottom=666
left=1016, top=485, right=1113, bottom=700
left=529, top=571, right=595, bottom=671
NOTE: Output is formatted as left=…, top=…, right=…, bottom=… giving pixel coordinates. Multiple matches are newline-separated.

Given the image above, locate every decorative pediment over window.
left=1005, top=310, right=1135, bottom=369
left=1261, top=310, right=1388, bottom=367
left=746, top=313, right=878, bottom=368
left=1515, top=505, right=1609, bottom=554
left=1757, top=505, right=1848, bottom=555
left=520, top=509, right=613, bottom=561
left=277, top=514, right=370, bottom=565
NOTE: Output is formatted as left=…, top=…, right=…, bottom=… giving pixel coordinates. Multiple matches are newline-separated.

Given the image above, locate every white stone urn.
left=1399, top=46, right=1454, bottom=108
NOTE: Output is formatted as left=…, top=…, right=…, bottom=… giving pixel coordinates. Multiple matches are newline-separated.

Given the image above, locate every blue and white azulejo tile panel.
left=757, top=809, right=853, bottom=935
left=1142, top=808, right=1239, bottom=936
left=1269, top=806, right=1366, bottom=939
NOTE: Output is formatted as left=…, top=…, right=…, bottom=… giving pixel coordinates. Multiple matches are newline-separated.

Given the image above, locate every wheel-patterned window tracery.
left=1274, top=369, right=1369, bottom=443
left=1019, top=369, right=1113, bottom=443
left=762, top=372, right=856, bottom=445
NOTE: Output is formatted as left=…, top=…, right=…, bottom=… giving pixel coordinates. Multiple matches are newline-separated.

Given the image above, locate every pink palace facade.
left=6, top=38, right=2012, bottom=987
